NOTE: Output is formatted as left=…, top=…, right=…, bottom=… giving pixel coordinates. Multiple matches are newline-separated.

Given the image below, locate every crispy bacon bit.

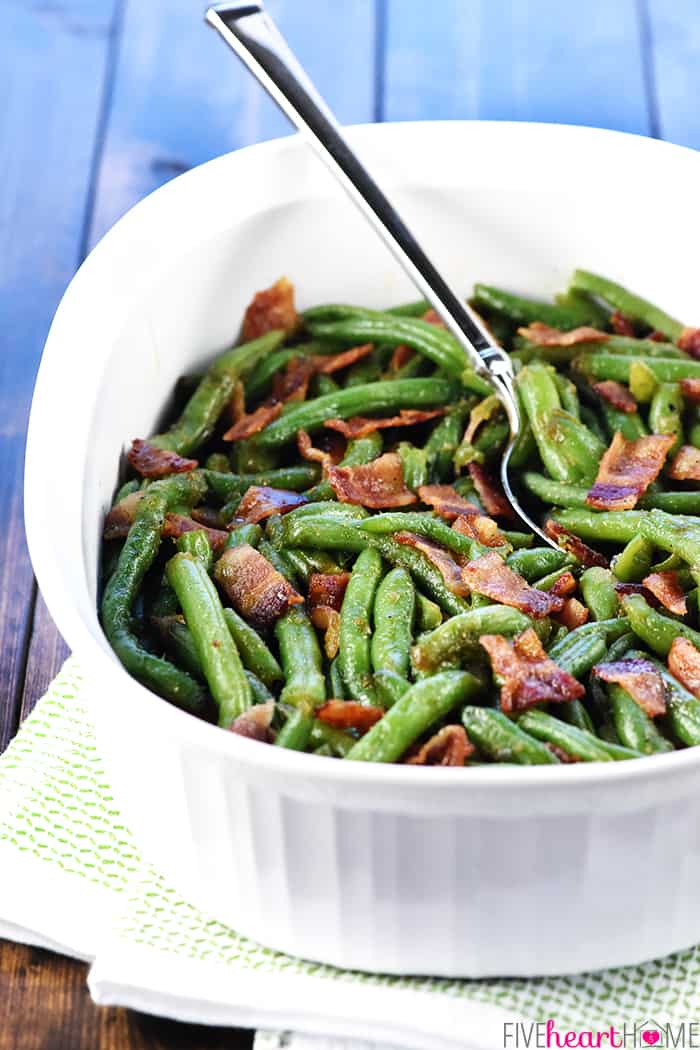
left=214, top=544, right=303, bottom=628
left=544, top=520, right=609, bottom=568
left=190, top=505, right=224, bottom=529
left=310, top=605, right=342, bottom=659
left=462, top=552, right=564, bottom=618
left=103, top=491, right=143, bottom=540
left=162, top=513, right=229, bottom=552
left=546, top=743, right=580, bottom=764
left=680, top=378, right=700, bottom=403
left=479, top=629, right=585, bottom=714
left=642, top=571, right=688, bottom=616
left=586, top=432, right=675, bottom=511
left=236, top=486, right=308, bottom=524
left=549, top=571, right=577, bottom=599
left=230, top=702, right=275, bottom=743
left=417, top=484, right=480, bottom=521
left=308, top=572, right=351, bottom=613
left=230, top=380, right=246, bottom=423
left=329, top=452, right=416, bottom=508
left=316, top=700, right=384, bottom=734
left=679, top=327, right=700, bottom=359
left=323, top=408, right=445, bottom=441
left=272, top=356, right=314, bottom=403
left=452, top=513, right=506, bottom=548
left=517, top=322, right=609, bottom=347
left=593, top=380, right=637, bottom=414
left=555, top=597, right=589, bottom=629
left=649, top=330, right=668, bottom=343
left=405, top=726, right=475, bottom=766
left=422, top=308, right=446, bottom=328
left=467, top=463, right=516, bottom=520
left=314, top=342, right=374, bottom=374
left=394, top=532, right=468, bottom=595
left=593, top=658, right=667, bottom=718
left=668, top=637, right=700, bottom=699
left=223, top=400, right=283, bottom=441
left=669, top=445, right=700, bottom=482
left=241, top=276, right=298, bottom=342
left=297, top=429, right=333, bottom=472
left=610, top=310, right=636, bottom=337
left=127, top=439, right=198, bottom=479
left=389, top=344, right=414, bottom=371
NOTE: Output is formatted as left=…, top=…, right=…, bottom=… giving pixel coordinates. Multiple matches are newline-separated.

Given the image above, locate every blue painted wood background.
left=3, top=0, right=700, bottom=739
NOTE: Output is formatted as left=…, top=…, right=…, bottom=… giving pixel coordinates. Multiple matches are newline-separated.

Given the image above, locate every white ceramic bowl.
left=25, top=122, right=700, bottom=977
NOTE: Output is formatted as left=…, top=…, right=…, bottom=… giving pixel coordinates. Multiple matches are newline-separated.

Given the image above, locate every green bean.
left=221, top=608, right=282, bottom=687
left=244, top=347, right=303, bottom=401
left=416, top=592, right=443, bottom=631
left=611, top=535, right=654, bottom=583
left=649, top=382, right=683, bottom=454
left=506, top=547, right=573, bottom=582
left=101, top=475, right=207, bottom=713
left=230, top=438, right=279, bottom=475
left=628, top=360, right=658, bottom=403
left=204, top=465, right=318, bottom=503
left=639, top=491, right=700, bottom=515
left=371, top=568, right=415, bottom=681
left=275, top=708, right=314, bottom=751
left=346, top=671, right=482, bottom=763
left=424, top=404, right=470, bottom=482
left=154, top=614, right=205, bottom=681
left=509, top=421, right=538, bottom=470
left=328, top=656, right=345, bottom=699
left=309, top=720, right=355, bottom=757
left=166, top=552, right=251, bottom=727
left=551, top=699, right=596, bottom=735
left=546, top=409, right=606, bottom=484
left=413, top=605, right=532, bottom=673
left=549, top=508, right=649, bottom=545
left=280, top=547, right=342, bottom=585
left=367, top=535, right=469, bottom=616
left=275, top=606, right=325, bottom=717
left=517, top=710, right=616, bottom=762
left=316, top=372, right=340, bottom=396
left=373, top=669, right=411, bottom=707
left=640, top=509, right=700, bottom=585
left=176, top=529, right=213, bottom=571
left=397, top=442, right=429, bottom=491
left=569, top=270, right=684, bottom=342
left=359, top=512, right=486, bottom=559
left=225, top=523, right=263, bottom=550
left=547, top=619, right=628, bottom=677
left=555, top=288, right=610, bottom=328
left=386, top=299, right=430, bottom=317
left=523, top=473, right=700, bottom=516
left=605, top=682, right=673, bottom=755
left=339, top=548, right=383, bottom=704
left=579, top=405, right=607, bottom=444
left=151, top=331, right=285, bottom=454
left=462, top=706, right=560, bottom=764
left=554, top=374, right=581, bottom=419
left=245, top=671, right=274, bottom=704
left=577, top=353, right=700, bottom=385
left=252, top=378, right=458, bottom=447
left=472, top=283, right=601, bottom=330
left=516, top=362, right=576, bottom=482
left=580, top=567, right=619, bottom=621
left=114, top=478, right=140, bottom=504
left=279, top=515, right=369, bottom=553
left=622, top=593, right=700, bottom=656
left=599, top=402, right=648, bottom=441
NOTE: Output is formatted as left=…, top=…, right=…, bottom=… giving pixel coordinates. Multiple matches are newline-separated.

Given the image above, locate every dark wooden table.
left=1, top=1, right=698, bottom=1046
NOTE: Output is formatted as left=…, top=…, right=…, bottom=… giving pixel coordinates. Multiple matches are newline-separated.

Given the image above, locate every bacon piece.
left=668, top=637, right=700, bottom=699
left=642, top=571, right=688, bottom=616
left=517, top=322, right=609, bottom=347
left=214, top=544, right=303, bottom=628
left=467, top=463, right=515, bottom=520
left=452, top=513, right=506, bottom=548
left=544, top=520, right=609, bottom=568
left=462, top=552, right=564, bottom=618
left=394, top=532, right=468, bottom=596
left=223, top=400, right=283, bottom=441
left=417, top=484, right=480, bottom=521
left=649, top=330, right=668, bottom=343
left=592, top=380, right=637, bottom=414
left=328, top=452, right=416, bottom=508
left=297, top=429, right=333, bottom=472
left=479, top=629, right=585, bottom=714
left=593, top=658, right=667, bottom=718
left=272, top=356, right=315, bottom=403
left=310, top=606, right=342, bottom=659
left=323, top=408, right=445, bottom=441
left=103, top=491, right=143, bottom=540
left=314, top=342, right=374, bottom=374
left=586, top=432, right=674, bottom=511
left=679, top=327, right=700, bottom=359
left=549, top=571, right=577, bottom=599
left=316, top=700, right=384, bottom=734
left=308, top=572, right=351, bottom=613
left=680, top=378, right=700, bottom=403
left=610, top=310, right=636, bottom=337
left=241, top=276, right=298, bottom=341
left=669, top=445, right=700, bottom=482
left=230, top=380, right=246, bottom=423
left=190, top=506, right=224, bottom=529
left=236, top=485, right=308, bottom=524
left=405, top=726, right=475, bottom=766
left=127, top=439, right=198, bottom=479
left=389, top=344, right=414, bottom=371
left=162, top=513, right=230, bottom=552
left=230, top=702, right=275, bottom=743
left=555, top=597, right=589, bottom=629
left=546, top=743, right=581, bottom=764
left=422, top=308, right=446, bottom=328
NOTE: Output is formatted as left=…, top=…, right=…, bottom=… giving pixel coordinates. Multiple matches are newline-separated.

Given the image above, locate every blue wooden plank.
left=383, top=0, right=650, bottom=134
left=0, top=0, right=120, bottom=748
left=644, top=1, right=700, bottom=149
left=90, top=0, right=377, bottom=243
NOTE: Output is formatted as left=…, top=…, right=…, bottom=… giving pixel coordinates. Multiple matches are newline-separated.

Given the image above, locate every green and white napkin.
left=1, top=659, right=699, bottom=1050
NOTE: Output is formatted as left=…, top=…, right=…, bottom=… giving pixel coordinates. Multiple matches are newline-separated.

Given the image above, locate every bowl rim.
left=25, top=118, right=700, bottom=794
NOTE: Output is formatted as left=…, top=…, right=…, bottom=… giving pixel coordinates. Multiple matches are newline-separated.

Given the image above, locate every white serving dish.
left=25, top=122, right=700, bottom=977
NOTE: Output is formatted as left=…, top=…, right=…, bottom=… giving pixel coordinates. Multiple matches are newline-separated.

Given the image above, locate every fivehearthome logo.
left=503, top=1019, right=700, bottom=1047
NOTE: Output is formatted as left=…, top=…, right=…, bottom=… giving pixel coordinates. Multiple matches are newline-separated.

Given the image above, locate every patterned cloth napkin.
left=1, top=659, right=699, bottom=1050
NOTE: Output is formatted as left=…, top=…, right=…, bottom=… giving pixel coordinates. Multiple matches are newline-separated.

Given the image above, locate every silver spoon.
left=205, top=1, right=554, bottom=548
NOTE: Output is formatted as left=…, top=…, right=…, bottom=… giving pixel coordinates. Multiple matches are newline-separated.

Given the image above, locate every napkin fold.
left=1, top=659, right=699, bottom=1050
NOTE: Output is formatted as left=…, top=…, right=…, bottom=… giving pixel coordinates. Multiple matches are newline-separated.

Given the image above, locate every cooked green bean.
left=413, top=605, right=532, bottom=673
left=570, top=270, right=684, bottom=341
left=339, top=548, right=383, bottom=704
left=371, top=567, right=415, bottom=681
left=462, top=706, right=560, bottom=764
